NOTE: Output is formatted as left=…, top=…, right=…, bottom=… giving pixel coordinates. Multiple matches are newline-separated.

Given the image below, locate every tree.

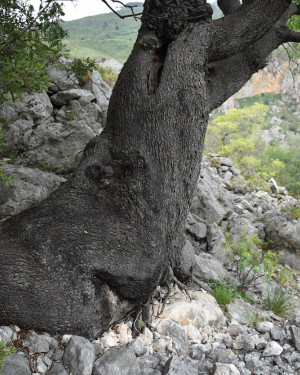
left=0, top=0, right=299, bottom=339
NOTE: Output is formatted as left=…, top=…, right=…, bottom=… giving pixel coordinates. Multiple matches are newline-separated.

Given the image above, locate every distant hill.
left=63, top=2, right=222, bottom=63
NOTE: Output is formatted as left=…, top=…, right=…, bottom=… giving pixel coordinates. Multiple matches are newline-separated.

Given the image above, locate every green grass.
left=264, top=287, right=296, bottom=317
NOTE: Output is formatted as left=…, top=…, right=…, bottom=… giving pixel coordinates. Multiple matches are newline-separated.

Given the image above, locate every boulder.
left=63, top=335, right=95, bottom=375
left=83, top=71, right=112, bottom=111
left=1, top=353, right=31, bottom=375
left=193, top=253, right=227, bottom=280
left=46, top=64, right=79, bottom=92
left=159, top=291, right=226, bottom=328
left=50, top=89, right=96, bottom=107
left=0, top=165, right=65, bottom=216
left=92, top=346, right=140, bottom=375
left=263, top=210, right=300, bottom=270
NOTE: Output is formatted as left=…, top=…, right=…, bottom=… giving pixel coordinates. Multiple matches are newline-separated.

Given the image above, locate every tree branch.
left=283, top=28, right=300, bottom=43
left=207, top=2, right=299, bottom=111
left=209, top=0, right=292, bottom=61
left=217, top=0, right=241, bottom=16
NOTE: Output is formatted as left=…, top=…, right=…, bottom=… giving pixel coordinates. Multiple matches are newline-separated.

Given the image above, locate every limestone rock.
left=163, top=355, right=197, bottom=375
left=289, top=326, right=300, bottom=351
left=92, top=346, right=140, bottom=375
left=23, top=332, right=50, bottom=353
left=214, top=362, right=240, bottom=375
left=1, top=353, right=31, bottom=375
left=0, top=165, right=65, bottom=216
left=160, top=291, right=226, bottom=329
left=51, top=89, right=96, bottom=107
left=262, top=341, right=283, bottom=356
left=63, top=335, right=95, bottom=375
left=83, top=71, right=112, bottom=111
left=0, top=326, right=14, bottom=344
left=156, top=319, right=189, bottom=352
left=193, top=253, right=227, bottom=280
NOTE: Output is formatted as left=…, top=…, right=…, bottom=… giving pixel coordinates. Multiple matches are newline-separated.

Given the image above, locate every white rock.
left=61, top=334, right=73, bottom=345
left=183, top=324, right=202, bottom=341
left=214, top=362, right=241, bottom=375
left=256, top=321, right=273, bottom=333
left=140, top=327, right=153, bottom=346
left=159, top=291, right=226, bottom=329
left=263, top=341, right=283, bottom=356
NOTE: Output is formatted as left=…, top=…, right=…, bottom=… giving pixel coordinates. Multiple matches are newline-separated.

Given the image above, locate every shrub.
left=212, top=284, right=235, bottom=306
left=264, top=287, right=296, bottom=317
left=0, top=341, right=16, bottom=370
left=69, top=57, right=98, bottom=87
left=224, top=234, right=288, bottom=291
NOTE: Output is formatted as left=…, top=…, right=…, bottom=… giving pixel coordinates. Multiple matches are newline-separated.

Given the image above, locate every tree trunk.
left=0, top=0, right=297, bottom=338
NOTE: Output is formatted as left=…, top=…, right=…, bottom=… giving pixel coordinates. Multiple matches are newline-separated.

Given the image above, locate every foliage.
left=205, top=103, right=270, bottom=179
left=263, top=133, right=300, bottom=197
left=212, top=284, right=235, bottom=306
left=69, top=57, right=98, bottom=87
left=97, top=66, right=118, bottom=86
left=246, top=312, right=266, bottom=326
left=264, top=287, right=296, bottom=317
left=0, top=0, right=67, bottom=104
left=206, top=96, right=300, bottom=197
left=224, top=234, right=295, bottom=291
left=0, top=340, right=16, bottom=370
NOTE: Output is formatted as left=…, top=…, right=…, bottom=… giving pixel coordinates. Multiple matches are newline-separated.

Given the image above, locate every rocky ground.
left=0, top=63, right=300, bottom=374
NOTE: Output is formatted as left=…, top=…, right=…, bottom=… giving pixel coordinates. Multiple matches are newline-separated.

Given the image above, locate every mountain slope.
left=63, top=2, right=222, bottom=63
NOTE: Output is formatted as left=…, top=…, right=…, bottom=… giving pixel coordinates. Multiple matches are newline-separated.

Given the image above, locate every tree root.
left=191, top=274, right=213, bottom=293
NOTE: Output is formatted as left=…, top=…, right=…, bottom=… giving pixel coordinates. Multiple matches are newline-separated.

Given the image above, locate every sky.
left=29, top=0, right=215, bottom=22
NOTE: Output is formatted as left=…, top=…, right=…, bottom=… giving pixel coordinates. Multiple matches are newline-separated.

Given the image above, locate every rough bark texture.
left=0, top=0, right=297, bottom=338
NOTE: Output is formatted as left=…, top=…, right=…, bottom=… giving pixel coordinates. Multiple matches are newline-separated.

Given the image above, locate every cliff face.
left=222, top=51, right=300, bottom=111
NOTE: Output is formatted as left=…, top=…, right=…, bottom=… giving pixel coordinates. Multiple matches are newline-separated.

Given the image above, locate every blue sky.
left=29, top=0, right=215, bottom=21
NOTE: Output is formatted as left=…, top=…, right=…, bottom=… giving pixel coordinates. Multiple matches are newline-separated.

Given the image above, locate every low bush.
left=264, top=287, right=296, bottom=317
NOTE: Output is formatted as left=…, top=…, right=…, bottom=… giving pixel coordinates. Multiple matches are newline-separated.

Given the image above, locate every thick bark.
left=0, top=0, right=297, bottom=338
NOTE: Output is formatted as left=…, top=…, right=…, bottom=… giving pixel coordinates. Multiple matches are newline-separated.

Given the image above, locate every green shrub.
left=212, top=284, right=235, bottom=306
left=224, top=234, right=286, bottom=291
left=264, top=287, right=296, bottom=317
left=0, top=340, right=16, bottom=370
left=69, top=57, right=98, bottom=86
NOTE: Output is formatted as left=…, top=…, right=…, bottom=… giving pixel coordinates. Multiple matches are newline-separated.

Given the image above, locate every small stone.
left=130, top=337, right=147, bottom=357
left=36, top=357, right=48, bottom=373
left=233, top=334, right=255, bottom=351
left=270, top=327, right=285, bottom=342
left=61, top=334, right=72, bottom=344
left=256, top=322, right=273, bottom=333
left=47, top=363, right=68, bottom=375
left=23, top=332, right=50, bottom=353
left=63, top=335, right=95, bottom=375
left=263, top=341, right=283, bottom=356
left=92, top=340, right=104, bottom=356
left=140, top=327, right=154, bottom=346
left=214, top=362, right=240, bottom=375
left=52, top=348, right=64, bottom=361
left=227, top=324, right=243, bottom=338
left=0, top=326, right=14, bottom=344
left=289, top=326, right=300, bottom=351
left=43, top=355, right=52, bottom=366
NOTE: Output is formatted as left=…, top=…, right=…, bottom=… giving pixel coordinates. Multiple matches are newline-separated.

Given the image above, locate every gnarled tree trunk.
left=0, top=0, right=298, bottom=338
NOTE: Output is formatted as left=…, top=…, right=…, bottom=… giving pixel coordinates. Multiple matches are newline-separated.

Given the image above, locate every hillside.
left=63, top=2, right=222, bottom=63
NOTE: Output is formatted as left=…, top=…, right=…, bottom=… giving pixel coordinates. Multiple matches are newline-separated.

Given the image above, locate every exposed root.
left=191, top=274, right=213, bottom=293
left=168, top=266, right=191, bottom=300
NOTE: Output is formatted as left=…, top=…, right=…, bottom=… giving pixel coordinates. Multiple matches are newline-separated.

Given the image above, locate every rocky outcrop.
left=1, top=63, right=111, bottom=173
